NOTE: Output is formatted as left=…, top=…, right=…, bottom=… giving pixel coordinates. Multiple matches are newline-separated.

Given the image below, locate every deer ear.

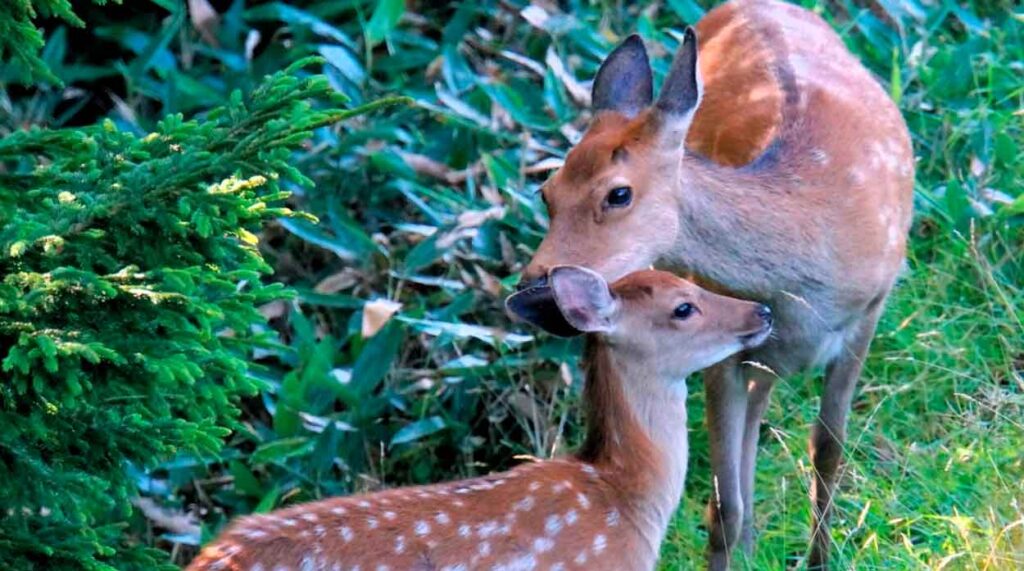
left=592, top=35, right=653, bottom=118
left=654, top=27, right=703, bottom=143
left=549, top=266, right=618, bottom=333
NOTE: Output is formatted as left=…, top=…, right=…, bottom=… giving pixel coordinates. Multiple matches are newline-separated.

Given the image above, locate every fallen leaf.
left=314, top=269, right=361, bottom=294
left=188, top=0, right=220, bottom=47
left=546, top=47, right=590, bottom=106
left=362, top=299, right=403, bottom=338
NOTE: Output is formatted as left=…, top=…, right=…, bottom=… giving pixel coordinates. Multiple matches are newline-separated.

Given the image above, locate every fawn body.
left=189, top=268, right=772, bottom=571
left=512, top=1, right=913, bottom=568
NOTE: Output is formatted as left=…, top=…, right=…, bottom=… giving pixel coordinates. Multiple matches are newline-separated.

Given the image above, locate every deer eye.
left=673, top=303, right=696, bottom=320
left=605, top=186, right=632, bottom=208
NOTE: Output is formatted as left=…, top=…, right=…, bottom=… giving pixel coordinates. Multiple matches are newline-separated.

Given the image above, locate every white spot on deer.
left=416, top=491, right=432, bottom=499
left=454, top=500, right=466, bottom=507
left=300, top=513, right=318, bottom=523
left=243, top=529, right=267, bottom=539
left=395, top=535, right=406, bottom=554
left=580, top=465, right=597, bottom=477
left=383, top=511, right=396, bottom=521
left=551, top=481, right=569, bottom=493
left=576, top=493, right=591, bottom=509
left=434, top=511, right=451, bottom=525
left=459, top=524, right=472, bottom=538
left=313, top=525, right=326, bottom=537
left=339, top=526, right=354, bottom=542
left=574, top=551, right=588, bottom=565
left=544, top=514, right=563, bottom=535
left=746, top=85, right=776, bottom=104
left=593, top=534, right=607, bottom=554
left=564, top=509, right=579, bottom=525
left=442, top=565, right=468, bottom=571
left=358, top=500, right=371, bottom=508
left=528, top=482, right=542, bottom=492
left=272, top=565, right=290, bottom=571
left=606, top=509, right=620, bottom=527
left=479, top=541, right=492, bottom=556
left=249, top=564, right=265, bottom=571
left=282, top=519, right=297, bottom=527
left=375, top=566, right=390, bottom=571
left=514, top=496, right=535, bottom=512
left=414, top=520, right=431, bottom=536
left=551, top=564, right=566, bottom=571
left=848, top=167, right=866, bottom=186
left=367, top=517, right=379, bottom=529
left=532, top=537, right=555, bottom=553
left=330, top=507, right=347, bottom=516
left=300, top=556, right=316, bottom=571
left=810, top=149, right=829, bottom=166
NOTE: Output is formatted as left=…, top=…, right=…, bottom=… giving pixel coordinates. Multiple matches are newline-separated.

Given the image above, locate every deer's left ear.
left=549, top=266, right=619, bottom=333
left=592, top=35, right=653, bottom=118
left=654, top=27, right=703, bottom=145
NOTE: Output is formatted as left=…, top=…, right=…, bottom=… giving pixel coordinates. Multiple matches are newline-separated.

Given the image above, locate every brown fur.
left=521, top=1, right=914, bottom=568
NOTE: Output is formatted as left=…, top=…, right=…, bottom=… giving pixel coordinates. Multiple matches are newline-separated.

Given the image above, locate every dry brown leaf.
left=362, top=299, right=402, bottom=338
left=474, top=266, right=503, bottom=298
left=258, top=300, right=288, bottom=320
left=314, top=269, right=361, bottom=294
left=187, top=0, right=220, bottom=47
left=545, top=47, right=590, bottom=106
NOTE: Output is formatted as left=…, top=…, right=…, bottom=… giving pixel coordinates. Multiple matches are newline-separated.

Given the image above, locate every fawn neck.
left=576, top=337, right=688, bottom=548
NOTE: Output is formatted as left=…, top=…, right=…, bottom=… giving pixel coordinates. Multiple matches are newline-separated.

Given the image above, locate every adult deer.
left=510, top=1, right=913, bottom=568
left=188, top=267, right=773, bottom=571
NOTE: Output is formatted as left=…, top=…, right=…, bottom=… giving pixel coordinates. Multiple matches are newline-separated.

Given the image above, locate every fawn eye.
left=673, top=303, right=696, bottom=320
left=605, top=186, right=632, bottom=208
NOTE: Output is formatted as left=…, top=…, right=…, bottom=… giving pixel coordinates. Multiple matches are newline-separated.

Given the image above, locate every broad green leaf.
left=350, top=321, right=405, bottom=396
left=390, top=416, right=447, bottom=446
left=365, top=0, right=405, bottom=47
left=251, top=437, right=314, bottom=464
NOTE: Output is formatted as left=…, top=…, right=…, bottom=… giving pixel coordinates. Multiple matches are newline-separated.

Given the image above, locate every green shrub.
left=0, top=57, right=399, bottom=569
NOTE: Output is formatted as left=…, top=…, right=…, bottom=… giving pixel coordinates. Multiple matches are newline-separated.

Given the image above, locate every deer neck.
left=576, top=337, right=688, bottom=551
left=669, top=153, right=804, bottom=298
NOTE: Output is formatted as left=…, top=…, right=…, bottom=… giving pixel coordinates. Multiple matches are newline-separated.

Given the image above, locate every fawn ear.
left=592, top=34, right=653, bottom=118
left=654, top=27, right=703, bottom=146
left=549, top=266, right=618, bottom=333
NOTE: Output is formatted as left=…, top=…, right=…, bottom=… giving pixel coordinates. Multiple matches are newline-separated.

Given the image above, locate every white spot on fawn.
left=528, top=482, right=542, bottom=492
left=435, top=512, right=451, bottom=525
left=477, top=520, right=499, bottom=538
left=606, top=509, right=620, bottom=527
left=330, top=507, right=347, bottom=516
left=459, top=524, right=472, bottom=538
left=593, top=534, right=607, bottom=553
left=576, top=493, right=590, bottom=509
left=574, top=551, right=588, bottom=565
left=384, top=511, right=396, bottom=520
left=514, top=496, right=535, bottom=512
left=358, top=500, right=371, bottom=508
left=367, top=517, right=379, bottom=529
left=532, top=537, right=555, bottom=553
left=395, top=535, right=405, bottom=554
left=479, top=541, right=491, bottom=556
left=339, top=526, right=354, bottom=542
left=415, top=520, right=431, bottom=536
left=544, top=514, right=563, bottom=535
left=564, top=509, right=578, bottom=525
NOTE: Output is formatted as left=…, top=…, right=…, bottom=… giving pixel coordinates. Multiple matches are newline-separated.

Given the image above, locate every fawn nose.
left=756, top=304, right=773, bottom=326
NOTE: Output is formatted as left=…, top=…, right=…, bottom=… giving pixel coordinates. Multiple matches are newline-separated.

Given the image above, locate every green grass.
left=2, top=1, right=1021, bottom=569
left=661, top=229, right=1024, bottom=569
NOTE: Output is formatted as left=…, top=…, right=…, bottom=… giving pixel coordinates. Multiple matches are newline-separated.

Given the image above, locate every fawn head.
left=521, top=29, right=704, bottom=290
left=507, top=266, right=772, bottom=377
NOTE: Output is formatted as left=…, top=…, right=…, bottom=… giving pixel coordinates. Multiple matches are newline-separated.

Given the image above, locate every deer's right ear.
left=549, top=266, right=618, bottom=333
left=654, top=27, right=703, bottom=144
left=592, top=35, right=653, bottom=118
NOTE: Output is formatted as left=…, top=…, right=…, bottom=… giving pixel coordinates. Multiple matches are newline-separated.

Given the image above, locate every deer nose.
left=756, top=304, right=773, bottom=326
left=516, top=271, right=549, bottom=291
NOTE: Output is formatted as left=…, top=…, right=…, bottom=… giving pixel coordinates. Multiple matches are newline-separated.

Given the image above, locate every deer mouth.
left=505, top=279, right=581, bottom=337
left=739, top=324, right=772, bottom=349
